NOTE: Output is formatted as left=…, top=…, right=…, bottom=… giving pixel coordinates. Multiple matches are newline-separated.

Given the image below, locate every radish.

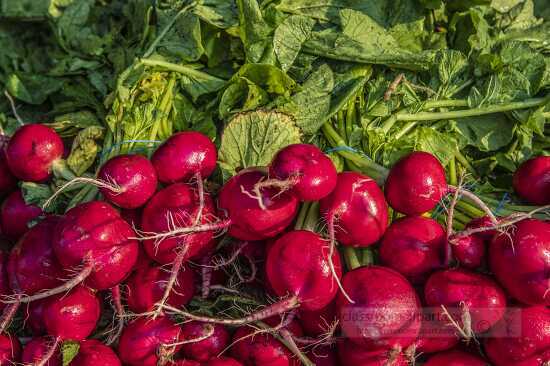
left=414, top=308, right=459, bottom=354
left=69, top=340, right=121, bottom=366
left=320, top=171, right=388, bottom=247
left=513, top=156, right=550, bottom=205
left=26, top=300, right=47, bottom=335
left=180, top=322, right=229, bottom=362
left=337, top=340, right=408, bottom=366
left=22, top=337, right=61, bottom=366
left=266, top=230, right=342, bottom=312
left=0, top=190, right=42, bottom=239
left=5, top=124, right=64, bottom=182
left=151, top=131, right=217, bottom=184
left=424, top=350, right=487, bottom=366
left=219, top=169, right=299, bottom=241
left=450, top=216, right=495, bottom=268
left=230, top=321, right=303, bottom=366
left=298, top=302, right=336, bottom=337
left=168, top=361, right=200, bottom=366
left=121, top=208, right=142, bottom=228
left=0, top=152, right=16, bottom=196
left=202, top=358, right=243, bottom=366
left=379, top=216, right=446, bottom=283
left=485, top=306, right=550, bottom=366
left=424, top=269, right=506, bottom=336
left=126, top=262, right=195, bottom=313
left=336, top=266, right=421, bottom=350
left=118, top=316, right=182, bottom=366
left=0, top=333, right=20, bottom=365
left=42, top=285, right=100, bottom=341
left=249, top=144, right=337, bottom=206
left=489, top=218, right=550, bottom=306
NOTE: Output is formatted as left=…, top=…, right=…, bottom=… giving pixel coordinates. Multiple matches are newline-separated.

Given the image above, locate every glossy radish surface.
left=337, top=266, right=420, bottom=349
left=118, top=317, right=182, bottom=366
left=415, top=308, right=459, bottom=354
left=485, top=306, right=550, bottom=366
left=180, top=322, right=229, bottom=362
left=21, top=337, right=61, bottom=366
left=424, top=350, right=487, bottom=366
left=126, top=262, right=195, bottom=313
left=0, top=334, right=20, bottom=366
left=42, top=285, right=100, bottom=341
left=337, top=340, right=408, bottom=366
left=53, top=201, right=138, bottom=290
left=0, top=190, right=42, bottom=239
left=512, top=156, right=550, bottom=205
left=5, top=124, right=64, bottom=182
left=8, top=216, right=63, bottom=295
left=152, top=131, right=217, bottom=183
left=219, top=169, right=298, bottom=241
left=266, top=230, right=342, bottom=311
left=379, top=216, right=445, bottom=283
left=98, top=154, right=157, bottom=209
left=424, top=269, right=506, bottom=333
left=384, top=151, right=447, bottom=215
left=141, top=183, right=216, bottom=264
left=489, top=218, right=550, bottom=306
left=320, top=171, right=388, bottom=247
left=69, top=340, right=121, bottom=366
left=269, top=143, right=337, bottom=201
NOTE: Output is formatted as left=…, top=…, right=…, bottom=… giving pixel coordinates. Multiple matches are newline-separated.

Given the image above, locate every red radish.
left=5, top=124, right=64, bottom=182
left=0, top=190, right=42, bottom=239
left=22, top=337, right=61, bottom=366
left=219, top=169, right=298, bottom=241
left=424, top=350, right=487, bottom=366
left=485, top=306, right=550, bottom=366
left=151, top=131, right=217, bottom=184
left=379, top=216, right=445, bottom=283
left=261, top=143, right=337, bottom=202
left=42, top=285, right=100, bottom=341
left=451, top=234, right=485, bottom=269
left=26, top=300, right=47, bottom=334
left=141, top=183, right=217, bottom=264
left=320, top=171, right=388, bottom=247
left=121, top=208, right=142, bottom=228
left=231, top=322, right=303, bottom=366
left=298, top=302, right=337, bottom=337
left=180, top=322, right=229, bottom=362
left=69, top=340, right=121, bottom=366
left=0, top=333, right=20, bottom=365
left=118, top=317, right=182, bottom=366
left=95, top=154, right=157, bottom=209
left=489, top=219, right=550, bottom=306
left=8, top=216, right=63, bottom=295
left=306, top=346, right=337, bottom=366
left=424, top=269, right=506, bottom=335
left=337, top=340, right=408, bottom=366
left=266, top=230, right=342, bottom=311
left=202, top=357, right=243, bottom=366
left=0, top=152, right=16, bottom=196
left=464, top=215, right=497, bottom=241
left=126, top=262, right=195, bottom=313
left=414, top=308, right=459, bottom=354
left=513, top=156, right=550, bottom=205
left=337, top=266, right=421, bottom=350
left=168, top=361, right=200, bottom=366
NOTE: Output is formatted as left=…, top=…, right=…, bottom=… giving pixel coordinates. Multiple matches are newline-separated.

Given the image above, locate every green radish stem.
left=344, top=247, right=361, bottom=271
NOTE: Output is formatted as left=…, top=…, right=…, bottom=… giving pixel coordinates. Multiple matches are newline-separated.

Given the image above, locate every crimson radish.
left=151, top=131, right=217, bottom=184
left=424, top=269, right=506, bottom=335
left=202, top=358, right=243, bottom=366
left=0, top=190, right=42, bottom=239
left=168, top=361, right=200, bottom=366
left=513, top=156, right=550, bottom=205
left=126, top=262, right=195, bottom=313
left=5, top=124, right=64, bottom=182
left=320, top=171, right=388, bottom=247
left=0, top=333, right=20, bottom=365
left=489, top=218, right=550, bottom=306
left=485, top=306, right=550, bottom=366
left=337, top=266, right=421, bottom=350
left=424, top=350, right=487, bottom=366
left=42, top=285, right=100, bottom=341
left=414, top=308, right=459, bottom=354
left=69, top=340, right=121, bottom=366
left=118, top=316, right=182, bottom=366
left=298, top=302, right=336, bottom=337
left=180, top=322, right=229, bottom=362
left=219, top=169, right=298, bottom=241
left=0, top=153, right=16, bottom=196
left=337, top=340, right=408, bottom=366
left=450, top=216, right=495, bottom=268
left=379, top=216, right=445, bottom=283
left=21, top=337, right=61, bottom=366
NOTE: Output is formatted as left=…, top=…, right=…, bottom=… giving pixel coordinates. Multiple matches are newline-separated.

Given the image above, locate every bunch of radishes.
left=0, top=123, right=547, bottom=366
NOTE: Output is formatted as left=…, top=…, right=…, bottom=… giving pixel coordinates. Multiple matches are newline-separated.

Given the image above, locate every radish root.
left=327, top=215, right=355, bottom=304
left=0, top=298, right=20, bottom=333
left=105, top=284, right=125, bottom=346
left=240, top=175, right=299, bottom=210
left=36, top=336, right=61, bottom=366
left=43, top=176, right=123, bottom=209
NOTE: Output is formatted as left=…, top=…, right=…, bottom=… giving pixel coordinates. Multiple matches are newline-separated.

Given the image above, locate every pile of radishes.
left=0, top=123, right=547, bottom=366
